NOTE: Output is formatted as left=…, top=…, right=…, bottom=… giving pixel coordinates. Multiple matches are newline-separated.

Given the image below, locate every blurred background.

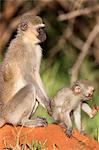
left=0, top=0, right=99, bottom=140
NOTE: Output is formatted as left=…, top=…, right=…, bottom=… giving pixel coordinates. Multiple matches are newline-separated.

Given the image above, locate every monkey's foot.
left=20, top=117, right=48, bottom=127
left=65, top=128, right=72, bottom=138
left=33, top=117, right=48, bottom=127
left=59, top=122, right=67, bottom=128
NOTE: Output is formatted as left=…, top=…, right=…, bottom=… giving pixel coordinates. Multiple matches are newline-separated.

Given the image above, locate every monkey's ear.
left=74, top=85, right=81, bottom=94
left=20, top=22, right=28, bottom=31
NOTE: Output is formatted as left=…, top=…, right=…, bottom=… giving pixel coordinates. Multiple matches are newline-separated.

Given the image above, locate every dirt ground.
left=0, top=124, right=99, bottom=150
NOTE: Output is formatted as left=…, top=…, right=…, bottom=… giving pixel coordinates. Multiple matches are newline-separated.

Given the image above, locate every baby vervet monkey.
left=0, top=13, right=52, bottom=128
left=52, top=80, right=97, bottom=137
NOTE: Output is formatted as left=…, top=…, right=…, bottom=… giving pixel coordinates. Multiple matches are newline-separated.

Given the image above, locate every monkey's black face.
left=37, top=27, right=46, bottom=42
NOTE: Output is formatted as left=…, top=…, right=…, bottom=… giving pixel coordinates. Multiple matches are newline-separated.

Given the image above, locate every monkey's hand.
left=91, top=106, right=98, bottom=118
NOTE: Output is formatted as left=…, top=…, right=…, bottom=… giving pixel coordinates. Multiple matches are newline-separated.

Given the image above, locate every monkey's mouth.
left=86, top=93, right=93, bottom=100
left=37, top=28, right=46, bottom=42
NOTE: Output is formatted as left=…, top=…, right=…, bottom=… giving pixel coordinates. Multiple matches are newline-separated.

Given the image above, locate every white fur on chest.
left=32, top=45, right=42, bottom=67
left=23, top=37, right=42, bottom=68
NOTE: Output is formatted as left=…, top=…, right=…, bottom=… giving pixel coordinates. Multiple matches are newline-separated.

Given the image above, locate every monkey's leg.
left=73, top=104, right=82, bottom=132
left=20, top=117, right=47, bottom=127
left=5, top=84, right=47, bottom=127
left=63, top=112, right=72, bottom=137
left=82, top=103, right=93, bottom=118
left=52, top=107, right=61, bottom=121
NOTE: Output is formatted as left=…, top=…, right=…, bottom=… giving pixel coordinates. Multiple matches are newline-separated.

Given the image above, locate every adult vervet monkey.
left=0, top=13, right=52, bottom=127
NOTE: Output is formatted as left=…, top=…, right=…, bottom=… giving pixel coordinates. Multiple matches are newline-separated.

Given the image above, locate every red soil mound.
left=0, top=124, right=99, bottom=150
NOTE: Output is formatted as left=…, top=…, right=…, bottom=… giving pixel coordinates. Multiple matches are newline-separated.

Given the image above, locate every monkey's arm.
left=33, top=70, right=48, bottom=98
left=33, top=79, right=52, bottom=116
left=81, top=102, right=97, bottom=118
left=32, top=68, right=52, bottom=115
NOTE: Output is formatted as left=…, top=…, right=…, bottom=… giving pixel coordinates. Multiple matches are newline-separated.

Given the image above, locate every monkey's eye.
left=20, top=22, right=28, bottom=31
left=92, top=89, right=95, bottom=92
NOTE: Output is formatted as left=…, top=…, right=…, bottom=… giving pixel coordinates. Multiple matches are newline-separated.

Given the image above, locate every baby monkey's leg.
left=73, top=104, right=82, bottom=132
left=63, top=111, right=72, bottom=137
left=3, top=84, right=47, bottom=127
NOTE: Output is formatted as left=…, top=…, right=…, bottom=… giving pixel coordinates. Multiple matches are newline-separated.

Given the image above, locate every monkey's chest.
left=32, top=45, right=42, bottom=67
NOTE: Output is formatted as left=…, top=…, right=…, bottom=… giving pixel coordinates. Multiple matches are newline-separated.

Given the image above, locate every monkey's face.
left=73, top=80, right=95, bottom=100
left=19, top=15, right=46, bottom=44
left=84, top=86, right=94, bottom=100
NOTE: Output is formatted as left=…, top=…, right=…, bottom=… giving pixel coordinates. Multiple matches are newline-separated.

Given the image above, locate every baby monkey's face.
left=84, top=86, right=94, bottom=100
left=73, top=80, right=95, bottom=101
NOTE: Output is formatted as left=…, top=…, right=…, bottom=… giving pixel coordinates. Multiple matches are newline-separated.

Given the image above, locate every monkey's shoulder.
left=53, top=87, right=71, bottom=103
left=7, top=38, right=21, bottom=51
left=56, top=87, right=71, bottom=96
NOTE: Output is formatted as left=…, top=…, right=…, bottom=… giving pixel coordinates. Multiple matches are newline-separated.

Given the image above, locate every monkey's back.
left=0, top=35, right=42, bottom=104
left=52, top=87, right=82, bottom=112
left=52, top=87, right=71, bottom=112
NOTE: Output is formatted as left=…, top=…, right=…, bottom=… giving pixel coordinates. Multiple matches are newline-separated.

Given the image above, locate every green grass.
left=21, top=139, right=47, bottom=150
left=5, top=139, right=47, bottom=150
left=34, top=105, right=53, bottom=124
